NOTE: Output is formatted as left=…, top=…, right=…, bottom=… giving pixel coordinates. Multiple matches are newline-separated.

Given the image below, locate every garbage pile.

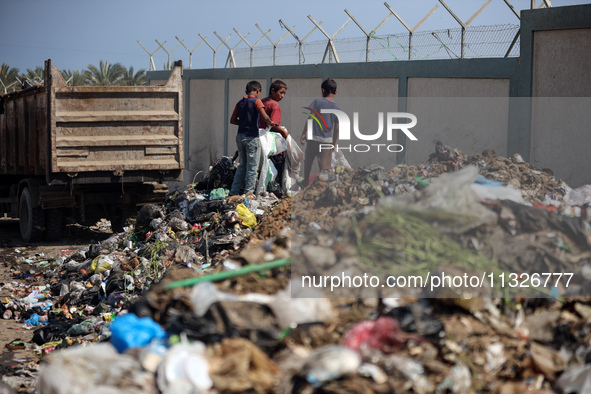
left=289, top=147, right=591, bottom=392
left=1, top=145, right=591, bottom=393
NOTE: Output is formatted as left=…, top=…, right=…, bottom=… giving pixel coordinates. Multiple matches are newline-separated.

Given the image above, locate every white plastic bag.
left=256, top=130, right=287, bottom=194
left=284, top=135, right=304, bottom=192
left=332, top=150, right=351, bottom=170
left=259, top=129, right=287, bottom=157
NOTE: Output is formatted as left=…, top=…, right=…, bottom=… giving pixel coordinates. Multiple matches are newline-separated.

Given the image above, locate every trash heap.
left=1, top=146, right=591, bottom=393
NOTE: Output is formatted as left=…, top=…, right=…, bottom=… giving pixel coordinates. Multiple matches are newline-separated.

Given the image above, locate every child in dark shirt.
left=229, top=80, right=275, bottom=196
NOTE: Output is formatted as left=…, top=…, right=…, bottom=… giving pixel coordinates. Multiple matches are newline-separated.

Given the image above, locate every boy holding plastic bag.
left=256, top=80, right=304, bottom=194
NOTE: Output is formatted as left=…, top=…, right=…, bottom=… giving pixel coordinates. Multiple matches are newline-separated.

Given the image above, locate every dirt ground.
left=0, top=217, right=111, bottom=373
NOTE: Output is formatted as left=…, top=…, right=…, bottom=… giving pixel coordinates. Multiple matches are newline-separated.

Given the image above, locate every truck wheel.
left=45, top=208, right=65, bottom=241
left=19, top=187, right=45, bottom=243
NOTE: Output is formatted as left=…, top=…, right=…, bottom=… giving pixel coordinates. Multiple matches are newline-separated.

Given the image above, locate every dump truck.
left=0, top=59, right=184, bottom=242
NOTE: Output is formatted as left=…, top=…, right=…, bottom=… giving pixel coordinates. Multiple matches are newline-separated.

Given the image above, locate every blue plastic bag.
left=110, top=313, right=167, bottom=353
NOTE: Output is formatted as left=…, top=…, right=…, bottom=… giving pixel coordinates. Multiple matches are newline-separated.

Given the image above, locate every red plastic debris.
left=343, top=316, right=405, bottom=354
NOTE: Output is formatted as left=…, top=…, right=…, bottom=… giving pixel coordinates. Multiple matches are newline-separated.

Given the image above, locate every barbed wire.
left=231, top=24, right=519, bottom=67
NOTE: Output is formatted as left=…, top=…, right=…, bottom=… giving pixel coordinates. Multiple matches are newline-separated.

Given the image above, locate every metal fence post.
left=214, top=32, right=249, bottom=68
left=233, top=28, right=264, bottom=67
left=535, top=0, right=552, bottom=8
left=439, top=0, right=492, bottom=58
left=344, top=10, right=371, bottom=62
left=503, top=0, right=521, bottom=58
left=199, top=33, right=226, bottom=69
left=155, top=40, right=181, bottom=70
left=137, top=41, right=161, bottom=71
left=0, top=79, right=19, bottom=95
left=308, top=15, right=350, bottom=64
left=256, top=24, right=291, bottom=66
left=279, top=20, right=322, bottom=65
left=347, top=6, right=401, bottom=62
left=176, top=36, right=205, bottom=69
left=384, top=2, right=439, bottom=60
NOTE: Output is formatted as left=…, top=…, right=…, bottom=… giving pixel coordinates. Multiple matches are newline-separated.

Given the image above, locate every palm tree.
left=0, top=63, right=21, bottom=94
left=22, top=66, right=44, bottom=85
left=119, top=66, right=146, bottom=86
left=61, top=69, right=88, bottom=86
left=84, top=60, right=125, bottom=86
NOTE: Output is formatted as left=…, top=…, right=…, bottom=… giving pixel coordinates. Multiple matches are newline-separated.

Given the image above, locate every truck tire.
left=19, top=187, right=45, bottom=243
left=45, top=208, right=65, bottom=242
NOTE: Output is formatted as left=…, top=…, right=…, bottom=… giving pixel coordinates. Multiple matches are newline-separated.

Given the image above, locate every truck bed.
left=1, top=59, right=184, bottom=182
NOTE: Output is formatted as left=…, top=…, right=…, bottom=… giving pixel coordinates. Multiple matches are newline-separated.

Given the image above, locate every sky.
left=1, top=0, right=590, bottom=74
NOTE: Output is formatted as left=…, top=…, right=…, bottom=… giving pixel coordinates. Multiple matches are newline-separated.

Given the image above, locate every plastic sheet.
left=380, top=165, right=498, bottom=234
left=37, top=343, right=157, bottom=394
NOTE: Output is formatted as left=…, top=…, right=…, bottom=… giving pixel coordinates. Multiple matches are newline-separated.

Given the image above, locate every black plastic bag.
left=267, top=181, right=285, bottom=199
left=384, top=304, right=444, bottom=338
left=32, top=323, right=68, bottom=345
left=194, top=156, right=236, bottom=190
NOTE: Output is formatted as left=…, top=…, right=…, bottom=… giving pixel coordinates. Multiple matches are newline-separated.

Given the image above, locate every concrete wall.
left=188, top=79, right=225, bottom=181
left=521, top=6, right=591, bottom=187
left=532, top=28, right=591, bottom=97
left=147, top=4, right=591, bottom=189
left=529, top=27, right=591, bottom=187
left=406, top=78, right=510, bottom=165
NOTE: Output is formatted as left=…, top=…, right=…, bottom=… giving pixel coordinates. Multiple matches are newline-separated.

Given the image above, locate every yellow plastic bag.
left=89, top=255, right=114, bottom=274
left=236, top=203, right=257, bottom=228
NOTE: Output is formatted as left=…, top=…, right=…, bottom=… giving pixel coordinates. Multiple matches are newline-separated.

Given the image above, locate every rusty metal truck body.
left=0, top=59, right=184, bottom=242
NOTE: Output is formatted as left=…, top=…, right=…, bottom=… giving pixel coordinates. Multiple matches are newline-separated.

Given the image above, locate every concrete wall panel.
left=530, top=28, right=591, bottom=187
left=406, top=78, right=510, bottom=165
left=533, top=28, right=591, bottom=97
left=188, top=79, right=225, bottom=184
